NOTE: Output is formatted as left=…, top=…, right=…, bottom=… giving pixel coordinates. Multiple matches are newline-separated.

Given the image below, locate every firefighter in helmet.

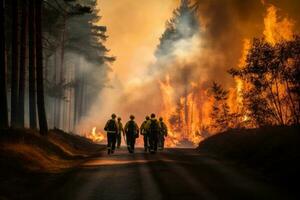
left=104, top=113, right=119, bottom=154
left=145, top=113, right=161, bottom=154
left=158, top=117, right=168, bottom=150
left=116, top=117, right=124, bottom=148
left=124, top=115, right=139, bottom=153
left=140, top=116, right=150, bottom=152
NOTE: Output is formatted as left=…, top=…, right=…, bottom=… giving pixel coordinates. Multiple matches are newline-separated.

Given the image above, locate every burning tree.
left=154, top=0, right=203, bottom=146
left=229, top=36, right=300, bottom=126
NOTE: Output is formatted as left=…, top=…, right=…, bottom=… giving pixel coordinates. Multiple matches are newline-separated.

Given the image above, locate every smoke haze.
left=78, top=0, right=299, bottom=146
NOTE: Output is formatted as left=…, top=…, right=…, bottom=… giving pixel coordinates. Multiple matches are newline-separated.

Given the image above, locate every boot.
left=107, top=149, right=111, bottom=155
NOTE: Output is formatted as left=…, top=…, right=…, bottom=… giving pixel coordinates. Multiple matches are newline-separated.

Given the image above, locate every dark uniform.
left=140, top=116, right=150, bottom=152
left=124, top=116, right=139, bottom=153
left=158, top=118, right=168, bottom=150
left=104, top=114, right=119, bottom=154
left=145, top=114, right=160, bottom=153
left=117, top=118, right=124, bottom=148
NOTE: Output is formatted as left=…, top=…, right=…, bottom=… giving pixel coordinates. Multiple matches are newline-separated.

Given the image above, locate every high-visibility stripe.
left=107, top=131, right=117, bottom=133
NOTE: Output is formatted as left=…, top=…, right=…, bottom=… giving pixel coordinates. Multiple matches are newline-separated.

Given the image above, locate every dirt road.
left=45, top=148, right=292, bottom=200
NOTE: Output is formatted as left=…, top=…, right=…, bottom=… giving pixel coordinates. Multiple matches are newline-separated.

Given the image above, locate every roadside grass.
left=0, top=128, right=104, bottom=199
left=198, top=125, right=300, bottom=193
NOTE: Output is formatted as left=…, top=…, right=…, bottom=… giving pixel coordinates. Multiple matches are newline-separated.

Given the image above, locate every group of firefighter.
left=104, top=113, right=168, bottom=154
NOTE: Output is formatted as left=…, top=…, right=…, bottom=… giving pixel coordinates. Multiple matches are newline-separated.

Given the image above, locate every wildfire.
left=159, top=75, right=203, bottom=147
left=158, top=3, right=296, bottom=147
left=84, top=127, right=105, bottom=143
left=233, top=3, right=295, bottom=125
left=263, top=5, right=294, bottom=45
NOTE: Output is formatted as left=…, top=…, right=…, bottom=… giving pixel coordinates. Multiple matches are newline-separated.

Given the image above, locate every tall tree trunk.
left=11, top=0, right=20, bottom=128
left=35, top=0, right=48, bottom=134
left=18, top=0, right=28, bottom=127
left=73, top=62, right=79, bottom=130
left=0, top=0, right=9, bottom=128
left=56, top=16, right=66, bottom=130
left=28, top=0, right=37, bottom=129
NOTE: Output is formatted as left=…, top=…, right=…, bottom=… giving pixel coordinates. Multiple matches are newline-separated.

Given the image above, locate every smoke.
left=77, top=0, right=299, bottom=146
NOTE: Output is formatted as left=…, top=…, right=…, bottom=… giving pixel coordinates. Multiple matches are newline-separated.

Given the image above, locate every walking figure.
left=104, top=114, right=119, bottom=154
left=140, top=116, right=150, bottom=152
left=117, top=117, right=124, bottom=148
left=124, top=115, right=139, bottom=153
left=158, top=117, right=168, bottom=150
left=146, top=113, right=160, bottom=154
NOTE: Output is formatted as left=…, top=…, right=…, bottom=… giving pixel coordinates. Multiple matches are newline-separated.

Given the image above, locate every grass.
left=0, top=128, right=104, bottom=199
left=198, top=125, right=300, bottom=193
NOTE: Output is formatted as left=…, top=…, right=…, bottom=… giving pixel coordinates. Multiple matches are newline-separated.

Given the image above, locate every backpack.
left=106, top=119, right=117, bottom=131
left=127, top=120, right=136, bottom=134
left=150, top=119, right=159, bottom=134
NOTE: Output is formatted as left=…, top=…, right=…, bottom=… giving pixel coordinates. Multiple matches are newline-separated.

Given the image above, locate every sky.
left=98, top=0, right=180, bottom=83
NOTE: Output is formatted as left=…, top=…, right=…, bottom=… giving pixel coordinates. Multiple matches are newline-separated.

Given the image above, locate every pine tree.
left=10, top=0, right=19, bottom=128
left=28, top=0, right=37, bottom=129
left=155, top=0, right=199, bottom=58
left=18, top=0, right=28, bottom=127
left=210, top=82, right=231, bottom=132
left=36, top=0, right=48, bottom=134
left=0, top=0, right=9, bottom=129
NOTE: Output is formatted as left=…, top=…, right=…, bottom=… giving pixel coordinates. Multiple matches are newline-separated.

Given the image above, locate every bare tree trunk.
left=0, top=0, right=9, bottom=128
left=18, top=0, right=28, bottom=128
left=56, top=16, right=66, bottom=130
left=28, top=0, right=37, bottom=129
left=53, top=50, right=58, bottom=127
left=36, top=0, right=48, bottom=135
left=73, top=61, right=79, bottom=130
left=11, top=0, right=19, bottom=128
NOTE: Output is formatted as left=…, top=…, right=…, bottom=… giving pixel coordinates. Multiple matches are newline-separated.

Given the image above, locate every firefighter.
left=158, top=117, right=168, bottom=150
left=146, top=113, right=161, bottom=154
left=116, top=117, right=124, bottom=148
left=124, top=115, right=139, bottom=153
left=104, top=113, right=119, bottom=154
left=140, top=116, right=150, bottom=152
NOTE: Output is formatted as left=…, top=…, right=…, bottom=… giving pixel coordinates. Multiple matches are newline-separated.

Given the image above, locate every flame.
left=159, top=75, right=204, bottom=147
left=79, top=4, right=296, bottom=147
left=84, top=127, right=106, bottom=143
left=263, top=5, right=294, bottom=45
left=232, top=4, right=295, bottom=125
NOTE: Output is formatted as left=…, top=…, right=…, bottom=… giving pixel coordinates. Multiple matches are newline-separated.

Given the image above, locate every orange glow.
left=159, top=75, right=205, bottom=147
left=84, top=127, right=105, bottom=143
left=79, top=2, right=298, bottom=147
left=263, top=5, right=294, bottom=45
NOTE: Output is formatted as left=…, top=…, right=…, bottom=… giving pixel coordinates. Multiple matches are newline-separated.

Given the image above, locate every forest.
left=0, top=0, right=300, bottom=199
left=0, top=0, right=114, bottom=134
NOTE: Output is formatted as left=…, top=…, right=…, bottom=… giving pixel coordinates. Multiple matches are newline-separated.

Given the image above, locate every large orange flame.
left=263, top=5, right=294, bottom=45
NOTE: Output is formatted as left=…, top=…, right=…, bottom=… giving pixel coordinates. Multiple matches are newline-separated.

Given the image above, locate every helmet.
left=130, top=115, right=135, bottom=120
left=145, top=116, right=150, bottom=120
left=111, top=113, right=116, bottom=119
left=159, top=117, right=163, bottom=121
left=150, top=113, right=155, bottom=118
left=117, top=117, right=121, bottom=121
